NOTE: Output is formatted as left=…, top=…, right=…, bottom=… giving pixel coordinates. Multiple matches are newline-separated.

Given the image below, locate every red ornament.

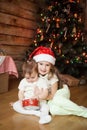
left=69, top=0, right=75, bottom=3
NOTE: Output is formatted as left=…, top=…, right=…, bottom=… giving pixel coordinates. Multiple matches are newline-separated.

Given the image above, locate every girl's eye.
left=46, top=64, right=49, bottom=66
left=46, top=64, right=50, bottom=67
left=39, top=63, right=43, bottom=65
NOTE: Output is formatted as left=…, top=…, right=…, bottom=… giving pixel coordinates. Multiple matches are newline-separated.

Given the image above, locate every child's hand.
left=34, top=87, right=40, bottom=96
left=39, top=88, right=44, bottom=94
left=34, top=87, right=44, bottom=98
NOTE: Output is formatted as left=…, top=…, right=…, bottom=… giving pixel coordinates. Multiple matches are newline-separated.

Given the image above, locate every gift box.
left=0, top=72, right=9, bottom=93
left=59, top=74, right=80, bottom=87
left=22, top=98, right=40, bottom=110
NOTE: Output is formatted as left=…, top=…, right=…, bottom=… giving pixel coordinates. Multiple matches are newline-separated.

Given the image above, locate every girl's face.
left=25, top=72, right=38, bottom=83
left=38, top=61, right=52, bottom=75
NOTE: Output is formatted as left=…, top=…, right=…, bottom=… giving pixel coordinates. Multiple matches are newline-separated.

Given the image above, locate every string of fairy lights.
left=28, top=0, right=87, bottom=74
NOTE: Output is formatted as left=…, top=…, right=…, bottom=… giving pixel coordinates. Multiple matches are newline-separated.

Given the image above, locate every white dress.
left=48, top=84, right=87, bottom=118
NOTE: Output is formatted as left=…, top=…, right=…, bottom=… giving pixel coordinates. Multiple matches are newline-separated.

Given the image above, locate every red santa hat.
left=29, top=46, right=56, bottom=65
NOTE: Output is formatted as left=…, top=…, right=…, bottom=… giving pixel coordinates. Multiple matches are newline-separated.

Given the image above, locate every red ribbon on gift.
left=22, top=98, right=39, bottom=107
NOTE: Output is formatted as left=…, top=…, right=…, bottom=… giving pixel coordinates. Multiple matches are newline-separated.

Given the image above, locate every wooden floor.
left=0, top=78, right=87, bottom=130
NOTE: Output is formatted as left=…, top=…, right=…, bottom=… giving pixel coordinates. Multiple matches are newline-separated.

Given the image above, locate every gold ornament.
left=74, top=13, right=78, bottom=18
left=72, top=26, right=76, bottom=34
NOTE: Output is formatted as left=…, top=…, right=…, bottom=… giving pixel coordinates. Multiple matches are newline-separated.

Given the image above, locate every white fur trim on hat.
left=33, top=54, right=56, bottom=65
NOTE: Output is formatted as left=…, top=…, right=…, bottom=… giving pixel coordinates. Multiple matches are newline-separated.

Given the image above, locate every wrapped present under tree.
left=59, top=74, right=80, bottom=87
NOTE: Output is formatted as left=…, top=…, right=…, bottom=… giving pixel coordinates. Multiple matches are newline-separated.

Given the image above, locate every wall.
left=0, top=0, right=38, bottom=76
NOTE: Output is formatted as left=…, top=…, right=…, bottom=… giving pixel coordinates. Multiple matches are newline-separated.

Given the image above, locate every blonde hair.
left=47, top=64, right=64, bottom=88
left=46, top=64, right=60, bottom=80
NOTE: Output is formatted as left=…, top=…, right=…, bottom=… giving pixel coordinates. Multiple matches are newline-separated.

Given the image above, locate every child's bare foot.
left=9, top=102, right=14, bottom=106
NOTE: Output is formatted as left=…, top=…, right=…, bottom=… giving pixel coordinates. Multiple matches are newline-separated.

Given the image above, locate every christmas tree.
left=26, top=0, right=87, bottom=78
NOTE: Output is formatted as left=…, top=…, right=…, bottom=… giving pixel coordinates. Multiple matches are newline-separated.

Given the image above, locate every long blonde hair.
left=48, top=64, right=65, bottom=88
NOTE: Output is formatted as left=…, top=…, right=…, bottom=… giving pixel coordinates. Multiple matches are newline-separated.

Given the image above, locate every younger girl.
left=30, top=46, right=87, bottom=118
left=12, top=59, right=52, bottom=124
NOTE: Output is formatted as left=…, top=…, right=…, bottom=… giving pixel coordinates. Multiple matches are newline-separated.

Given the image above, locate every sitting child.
left=12, top=59, right=51, bottom=124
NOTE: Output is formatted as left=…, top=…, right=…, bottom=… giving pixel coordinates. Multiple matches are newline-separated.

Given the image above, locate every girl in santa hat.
left=30, top=46, right=87, bottom=118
